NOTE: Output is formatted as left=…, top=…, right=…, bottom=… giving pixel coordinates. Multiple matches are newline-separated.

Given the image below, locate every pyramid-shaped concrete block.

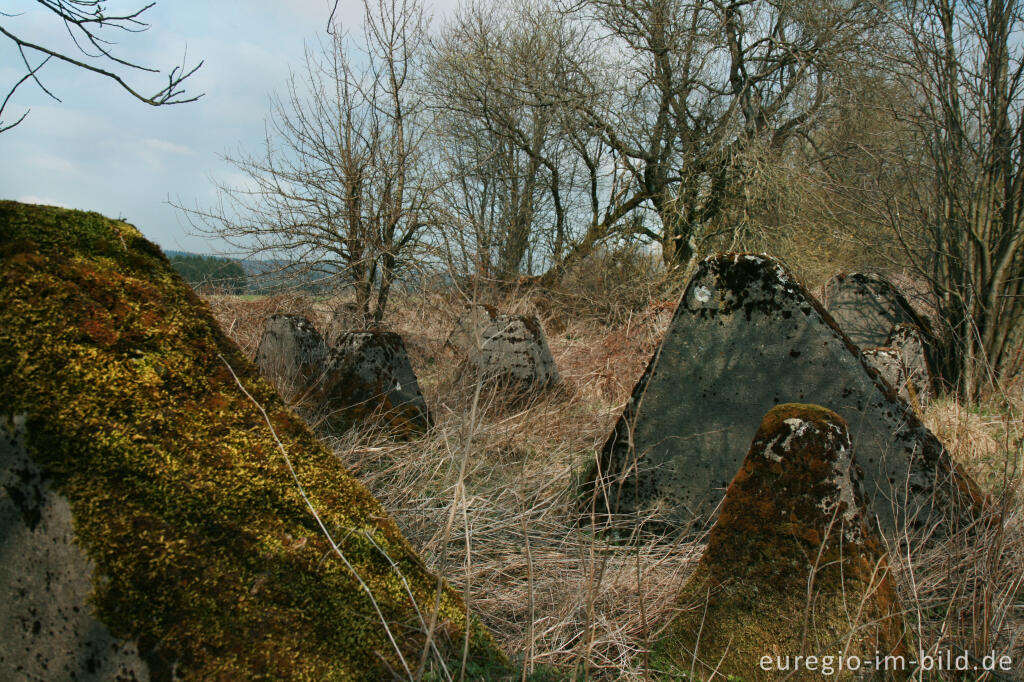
left=0, top=201, right=503, bottom=679
left=655, top=404, right=912, bottom=679
left=318, top=330, right=432, bottom=435
left=449, top=305, right=561, bottom=390
left=255, top=317, right=431, bottom=437
left=588, top=254, right=981, bottom=535
left=824, top=272, right=932, bottom=348
left=254, top=313, right=328, bottom=402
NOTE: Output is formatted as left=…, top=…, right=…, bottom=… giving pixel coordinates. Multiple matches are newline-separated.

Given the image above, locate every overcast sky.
left=0, top=0, right=454, bottom=253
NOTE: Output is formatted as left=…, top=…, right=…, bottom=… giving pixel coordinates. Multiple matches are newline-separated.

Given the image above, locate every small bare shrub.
left=549, top=245, right=672, bottom=328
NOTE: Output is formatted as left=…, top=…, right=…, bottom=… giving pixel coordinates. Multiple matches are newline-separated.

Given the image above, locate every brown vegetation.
left=208, top=277, right=1024, bottom=679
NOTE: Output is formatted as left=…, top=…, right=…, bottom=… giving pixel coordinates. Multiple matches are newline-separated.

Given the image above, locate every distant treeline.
left=168, top=253, right=247, bottom=294
left=167, top=252, right=340, bottom=295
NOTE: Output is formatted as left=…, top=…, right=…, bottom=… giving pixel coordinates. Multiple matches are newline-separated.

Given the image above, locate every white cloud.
left=143, top=138, right=194, bottom=155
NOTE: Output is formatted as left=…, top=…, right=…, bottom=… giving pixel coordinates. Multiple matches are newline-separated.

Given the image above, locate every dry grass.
left=208, top=288, right=697, bottom=677
left=884, top=509, right=1024, bottom=680
left=349, top=290, right=697, bottom=679
left=206, top=288, right=1024, bottom=680
left=206, top=291, right=319, bottom=356
left=326, top=395, right=701, bottom=679
left=891, top=391, right=1024, bottom=679
left=924, top=397, right=1023, bottom=498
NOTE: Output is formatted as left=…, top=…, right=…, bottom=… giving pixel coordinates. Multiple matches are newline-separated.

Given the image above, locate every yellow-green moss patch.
left=0, top=201, right=506, bottom=679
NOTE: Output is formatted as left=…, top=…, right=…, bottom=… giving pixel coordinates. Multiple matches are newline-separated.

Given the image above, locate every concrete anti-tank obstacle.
left=862, top=343, right=934, bottom=415
left=255, top=317, right=431, bottom=436
left=446, top=304, right=499, bottom=353
left=824, top=272, right=933, bottom=349
left=886, top=323, right=936, bottom=410
left=654, top=404, right=912, bottom=680
left=587, top=253, right=983, bottom=537
left=1, top=416, right=150, bottom=681
left=317, top=330, right=432, bottom=435
left=448, top=305, right=561, bottom=390
left=254, top=313, right=329, bottom=403
left=825, top=274, right=939, bottom=409
left=862, top=347, right=910, bottom=402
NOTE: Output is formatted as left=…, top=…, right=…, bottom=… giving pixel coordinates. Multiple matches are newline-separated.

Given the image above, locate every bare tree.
left=1, top=1, right=201, bottom=133
left=865, top=0, right=1024, bottom=397
left=429, top=0, right=603, bottom=282
left=549, top=0, right=881, bottom=272
left=180, top=0, right=433, bottom=324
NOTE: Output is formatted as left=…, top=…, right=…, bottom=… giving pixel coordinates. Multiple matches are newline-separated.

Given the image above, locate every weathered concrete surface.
left=0, top=200, right=505, bottom=679
left=254, top=314, right=328, bottom=402
left=862, top=347, right=908, bottom=399
left=824, top=272, right=932, bottom=348
left=256, top=318, right=431, bottom=437
left=1, top=415, right=151, bottom=681
left=887, top=323, right=936, bottom=410
left=319, top=331, right=432, bottom=435
left=589, top=254, right=982, bottom=536
left=655, top=405, right=912, bottom=680
left=446, top=304, right=499, bottom=353
left=449, top=306, right=561, bottom=389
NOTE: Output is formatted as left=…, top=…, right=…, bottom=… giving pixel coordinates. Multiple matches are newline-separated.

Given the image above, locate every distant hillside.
left=166, top=251, right=247, bottom=294
left=166, top=251, right=349, bottom=296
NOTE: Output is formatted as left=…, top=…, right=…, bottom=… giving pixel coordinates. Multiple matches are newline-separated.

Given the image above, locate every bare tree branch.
left=0, top=1, right=202, bottom=132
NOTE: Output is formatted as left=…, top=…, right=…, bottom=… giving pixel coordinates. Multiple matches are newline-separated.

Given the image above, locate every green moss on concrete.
left=0, top=201, right=507, bottom=679
left=652, top=404, right=912, bottom=681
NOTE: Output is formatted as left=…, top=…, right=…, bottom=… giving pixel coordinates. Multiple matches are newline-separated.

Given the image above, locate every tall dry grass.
left=896, top=392, right=1024, bottom=679
left=206, top=285, right=1024, bottom=680
left=332, top=288, right=696, bottom=679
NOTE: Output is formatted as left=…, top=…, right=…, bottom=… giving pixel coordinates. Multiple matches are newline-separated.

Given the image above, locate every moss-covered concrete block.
left=654, top=404, right=912, bottom=680
left=588, top=254, right=982, bottom=537
left=0, top=201, right=505, bottom=680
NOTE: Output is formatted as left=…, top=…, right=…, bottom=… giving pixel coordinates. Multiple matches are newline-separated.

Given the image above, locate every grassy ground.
left=207, top=288, right=1023, bottom=680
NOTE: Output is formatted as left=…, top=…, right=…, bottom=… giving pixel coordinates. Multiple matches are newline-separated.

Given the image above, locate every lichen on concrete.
left=886, top=323, right=935, bottom=412
left=447, top=306, right=561, bottom=391
left=587, top=253, right=983, bottom=538
left=653, top=404, right=913, bottom=680
left=862, top=347, right=907, bottom=396
left=0, top=200, right=505, bottom=679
